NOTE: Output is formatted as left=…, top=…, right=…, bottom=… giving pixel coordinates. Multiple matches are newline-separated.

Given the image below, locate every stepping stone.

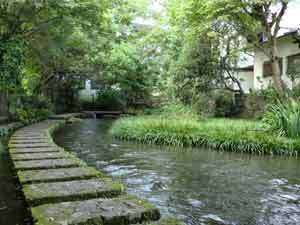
left=13, top=159, right=79, bottom=171
left=9, top=147, right=60, bottom=154
left=9, top=139, right=51, bottom=144
left=10, top=137, right=49, bottom=141
left=18, top=167, right=102, bottom=184
left=11, top=152, right=66, bottom=161
left=11, top=135, right=47, bottom=139
left=143, top=218, right=185, bottom=225
left=9, top=143, right=54, bottom=148
left=23, top=178, right=124, bottom=206
left=14, top=132, right=46, bottom=135
left=31, top=196, right=160, bottom=225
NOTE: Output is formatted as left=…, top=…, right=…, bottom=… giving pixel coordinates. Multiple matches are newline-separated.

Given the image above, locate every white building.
left=79, top=80, right=98, bottom=101
left=236, top=30, right=300, bottom=93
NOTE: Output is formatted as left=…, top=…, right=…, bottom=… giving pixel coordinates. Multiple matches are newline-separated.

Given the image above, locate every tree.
left=0, top=0, right=110, bottom=113
left=194, top=0, right=291, bottom=97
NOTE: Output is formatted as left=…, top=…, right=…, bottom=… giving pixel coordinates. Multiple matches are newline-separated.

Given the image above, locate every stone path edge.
left=8, top=119, right=185, bottom=225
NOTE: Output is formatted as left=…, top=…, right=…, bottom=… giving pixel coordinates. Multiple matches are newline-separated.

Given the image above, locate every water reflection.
left=54, top=119, right=300, bottom=225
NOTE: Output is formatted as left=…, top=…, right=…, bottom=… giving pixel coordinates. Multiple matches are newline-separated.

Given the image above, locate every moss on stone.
left=23, top=178, right=124, bottom=206
left=8, top=120, right=168, bottom=225
left=31, top=195, right=160, bottom=225
left=18, top=167, right=104, bottom=184
left=145, top=218, right=186, bottom=225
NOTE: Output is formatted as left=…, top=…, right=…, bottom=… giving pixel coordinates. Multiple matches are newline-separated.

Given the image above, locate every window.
left=287, top=53, right=300, bottom=79
left=288, top=53, right=300, bottom=70
left=263, top=58, right=283, bottom=78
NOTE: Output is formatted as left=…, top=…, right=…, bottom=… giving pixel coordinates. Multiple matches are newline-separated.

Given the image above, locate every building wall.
left=254, top=35, right=300, bottom=90
left=234, top=70, right=254, bottom=93
left=79, top=80, right=98, bottom=101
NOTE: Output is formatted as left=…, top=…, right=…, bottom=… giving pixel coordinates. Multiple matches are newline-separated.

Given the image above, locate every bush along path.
left=8, top=120, right=184, bottom=225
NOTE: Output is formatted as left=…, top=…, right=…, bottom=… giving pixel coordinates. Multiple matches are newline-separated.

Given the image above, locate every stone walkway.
left=8, top=120, right=184, bottom=225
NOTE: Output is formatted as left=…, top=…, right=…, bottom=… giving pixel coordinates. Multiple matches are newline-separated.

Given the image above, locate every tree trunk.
left=270, top=39, right=285, bottom=98
left=271, top=58, right=284, bottom=96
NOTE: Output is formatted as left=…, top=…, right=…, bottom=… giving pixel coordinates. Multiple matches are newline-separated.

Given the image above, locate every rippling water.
left=54, top=119, right=300, bottom=225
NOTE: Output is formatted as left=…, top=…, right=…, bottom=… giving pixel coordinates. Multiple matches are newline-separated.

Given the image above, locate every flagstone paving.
left=23, top=178, right=124, bottom=206
left=18, top=167, right=102, bottom=184
left=32, top=196, right=160, bottom=225
left=9, top=139, right=52, bottom=144
left=8, top=119, right=183, bottom=225
left=11, top=152, right=66, bottom=161
left=9, top=147, right=61, bottom=154
left=9, top=143, right=56, bottom=148
left=14, top=158, right=80, bottom=170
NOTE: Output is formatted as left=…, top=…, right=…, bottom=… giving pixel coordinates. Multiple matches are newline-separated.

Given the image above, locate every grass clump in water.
left=110, top=115, right=300, bottom=156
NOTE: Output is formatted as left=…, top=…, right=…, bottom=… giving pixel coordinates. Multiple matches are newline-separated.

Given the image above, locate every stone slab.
left=31, top=196, right=160, bottom=225
left=11, top=152, right=66, bottom=161
left=14, top=159, right=79, bottom=171
left=9, top=140, right=51, bottom=144
left=11, top=135, right=47, bottom=139
left=13, top=132, right=47, bottom=136
left=9, top=143, right=54, bottom=148
left=9, top=147, right=61, bottom=154
left=23, top=178, right=124, bottom=206
left=10, top=137, right=49, bottom=141
left=18, top=167, right=102, bottom=184
left=143, top=218, right=185, bottom=225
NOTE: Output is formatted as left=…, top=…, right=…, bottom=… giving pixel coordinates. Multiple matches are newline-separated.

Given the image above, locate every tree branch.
left=273, top=1, right=288, bottom=37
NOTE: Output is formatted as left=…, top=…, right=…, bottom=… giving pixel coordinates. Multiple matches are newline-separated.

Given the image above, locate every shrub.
left=213, top=90, right=236, bottom=117
left=15, top=95, right=52, bottom=124
left=263, top=100, right=300, bottom=138
left=16, top=108, right=50, bottom=124
left=80, top=88, right=125, bottom=111
left=96, top=88, right=125, bottom=110
left=190, top=92, right=215, bottom=117
left=240, top=88, right=279, bottom=119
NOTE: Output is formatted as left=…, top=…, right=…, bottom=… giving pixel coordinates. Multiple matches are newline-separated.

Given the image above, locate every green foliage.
left=0, top=0, right=111, bottom=113
left=0, top=38, right=26, bottom=92
left=159, top=102, right=201, bottom=120
left=80, top=87, right=125, bottom=111
left=15, top=96, right=52, bottom=124
left=95, top=88, right=125, bottom=110
left=263, top=100, right=300, bottom=138
left=111, top=115, right=300, bottom=156
left=214, top=90, right=236, bottom=117
left=16, top=108, right=50, bottom=124
left=240, top=88, right=279, bottom=119
left=101, top=41, right=155, bottom=106
left=170, top=33, right=219, bottom=102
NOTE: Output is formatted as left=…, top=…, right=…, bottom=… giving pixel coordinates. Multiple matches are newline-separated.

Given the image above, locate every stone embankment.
left=8, top=119, right=184, bottom=225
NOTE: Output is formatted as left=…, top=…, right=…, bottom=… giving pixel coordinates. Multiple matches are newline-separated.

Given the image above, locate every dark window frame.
left=263, top=58, right=283, bottom=78
left=287, top=53, right=300, bottom=69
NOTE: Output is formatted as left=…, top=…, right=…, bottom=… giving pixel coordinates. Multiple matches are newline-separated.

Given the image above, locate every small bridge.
left=83, top=110, right=123, bottom=118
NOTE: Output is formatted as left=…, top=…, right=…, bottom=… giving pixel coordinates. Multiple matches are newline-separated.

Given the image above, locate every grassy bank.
left=110, top=116, right=300, bottom=156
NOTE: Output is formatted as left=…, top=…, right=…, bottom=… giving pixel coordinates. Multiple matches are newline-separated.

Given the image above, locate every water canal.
left=54, top=119, right=300, bottom=225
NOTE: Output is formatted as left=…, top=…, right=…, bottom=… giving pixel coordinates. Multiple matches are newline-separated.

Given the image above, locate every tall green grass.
left=110, top=115, right=300, bottom=156
left=263, top=100, right=300, bottom=138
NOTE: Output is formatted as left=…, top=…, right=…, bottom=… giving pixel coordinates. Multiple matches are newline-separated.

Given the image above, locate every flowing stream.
left=50, top=118, right=299, bottom=225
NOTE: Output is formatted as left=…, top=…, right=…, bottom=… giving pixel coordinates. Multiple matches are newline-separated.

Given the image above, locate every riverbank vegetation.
left=111, top=103, right=300, bottom=156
